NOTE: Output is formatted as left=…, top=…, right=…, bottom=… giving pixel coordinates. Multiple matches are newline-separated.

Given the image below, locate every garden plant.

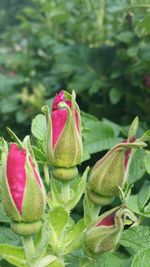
left=0, top=90, right=150, bottom=267
left=0, top=0, right=150, bottom=266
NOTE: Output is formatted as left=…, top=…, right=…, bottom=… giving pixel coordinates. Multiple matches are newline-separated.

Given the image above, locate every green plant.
left=1, top=0, right=150, bottom=137
left=0, top=90, right=150, bottom=267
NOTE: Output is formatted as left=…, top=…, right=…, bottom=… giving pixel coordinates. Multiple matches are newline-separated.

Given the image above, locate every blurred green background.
left=1, top=0, right=150, bottom=139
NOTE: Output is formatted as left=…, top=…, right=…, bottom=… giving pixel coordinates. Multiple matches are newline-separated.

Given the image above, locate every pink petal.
left=52, top=90, right=65, bottom=110
left=7, top=144, right=26, bottom=214
left=52, top=109, right=68, bottom=147
left=96, top=211, right=116, bottom=227
left=123, top=136, right=136, bottom=170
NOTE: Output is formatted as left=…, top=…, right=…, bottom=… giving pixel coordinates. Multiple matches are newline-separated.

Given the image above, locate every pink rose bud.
left=43, top=90, right=83, bottom=170
left=88, top=137, right=146, bottom=205
left=1, top=143, right=46, bottom=225
left=84, top=206, right=137, bottom=255
left=144, top=74, right=150, bottom=88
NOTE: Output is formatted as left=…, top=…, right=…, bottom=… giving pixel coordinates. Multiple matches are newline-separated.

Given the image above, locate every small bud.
left=1, top=142, right=46, bottom=227
left=84, top=206, right=136, bottom=255
left=43, top=90, right=83, bottom=169
left=88, top=138, right=146, bottom=205
left=144, top=74, right=150, bottom=88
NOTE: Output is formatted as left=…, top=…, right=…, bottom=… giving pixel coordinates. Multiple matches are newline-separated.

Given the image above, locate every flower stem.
left=22, top=236, right=61, bottom=267
left=22, top=236, right=36, bottom=266
left=43, top=163, right=50, bottom=188
left=131, top=215, right=144, bottom=227
left=83, top=192, right=101, bottom=226
left=61, top=182, right=71, bottom=203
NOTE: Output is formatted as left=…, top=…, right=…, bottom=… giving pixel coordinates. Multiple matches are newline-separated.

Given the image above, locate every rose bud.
left=42, top=90, right=83, bottom=180
left=1, top=142, right=46, bottom=235
left=144, top=74, right=150, bottom=88
left=88, top=137, right=146, bottom=205
left=84, top=206, right=137, bottom=255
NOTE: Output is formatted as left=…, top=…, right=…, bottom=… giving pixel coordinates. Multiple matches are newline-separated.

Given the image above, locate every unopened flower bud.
left=42, top=90, right=83, bottom=177
left=1, top=142, right=46, bottom=235
left=84, top=206, right=136, bottom=255
left=144, top=74, right=150, bottom=88
left=88, top=138, right=146, bottom=205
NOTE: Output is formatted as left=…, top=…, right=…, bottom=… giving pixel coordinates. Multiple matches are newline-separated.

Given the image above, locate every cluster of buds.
left=0, top=89, right=146, bottom=258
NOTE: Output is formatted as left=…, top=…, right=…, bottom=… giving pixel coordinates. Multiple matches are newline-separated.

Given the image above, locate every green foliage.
left=1, top=0, right=150, bottom=137
left=131, top=248, right=150, bottom=267
left=131, top=0, right=150, bottom=6
left=0, top=1, right=150, bottom=266
left=0, top=245, right=27, bottom=267
left=120, top=226, right=150, bottom=252
left=96, top=252, right=125, bottom=267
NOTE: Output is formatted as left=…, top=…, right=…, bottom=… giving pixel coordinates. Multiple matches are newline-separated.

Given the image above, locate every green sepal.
left=6, top=127, right=23, bottom=148
left=22, top=154, right=46, bottom=222
left=42, top=105, right=54, bottom=163
left=23, top=135, right=41, bottom=173
left=1, top=139, right=22, bottom=222
left=128, top=116, right=139, bottom=140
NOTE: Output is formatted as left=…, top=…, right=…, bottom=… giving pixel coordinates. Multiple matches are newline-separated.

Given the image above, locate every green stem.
left=131, top=215, right=144, bottom=227
left=84, top=192, right=101, bottom=226
left=61, top=182, right=71, bottom=203
left=22, top=236, right=36, bottom=266
left=22, top=236, right=60, bottom=267
left=43, top=163, right=50, bottom=187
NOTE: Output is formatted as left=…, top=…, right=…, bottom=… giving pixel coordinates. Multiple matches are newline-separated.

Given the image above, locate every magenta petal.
left=52, top=90, right=65, bottom=110
left=7, top=144, right=26, bottom=214
left=96, top=211, right=116, bottom=227
left=124, top=149, right=131, bottom=170
left=52, top=90, right=72, bottom=110
left=52, top=109, right=68, bottom=147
